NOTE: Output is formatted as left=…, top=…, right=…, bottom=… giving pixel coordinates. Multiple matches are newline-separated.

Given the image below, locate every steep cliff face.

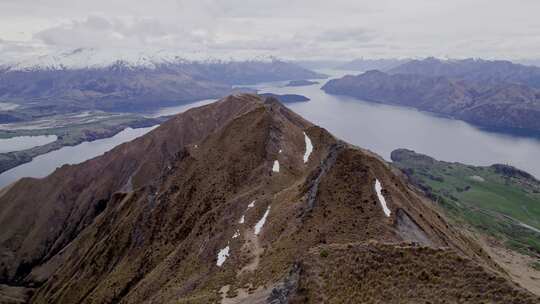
left=0, top=95, right=537, bottom=303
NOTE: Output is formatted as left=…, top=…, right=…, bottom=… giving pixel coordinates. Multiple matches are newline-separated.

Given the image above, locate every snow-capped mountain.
left=3, top=48, right=280, bottom=71
left=0, top=48, right=326, bottom=115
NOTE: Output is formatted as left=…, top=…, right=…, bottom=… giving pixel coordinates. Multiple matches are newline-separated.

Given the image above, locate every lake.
left=0, top=126, right=156, bottom=188
left=2, top=69, right=540, bottom=189
left=0, top=135, right=57, bottom=153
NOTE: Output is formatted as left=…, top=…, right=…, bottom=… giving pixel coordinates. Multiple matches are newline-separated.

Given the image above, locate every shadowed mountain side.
left=0, top=94, right=262, bottom=284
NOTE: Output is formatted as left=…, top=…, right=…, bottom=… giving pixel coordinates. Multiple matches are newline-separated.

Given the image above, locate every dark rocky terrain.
left=0, top=95, right=538, bottom=303
left=322, top=69, right=540, bottom=132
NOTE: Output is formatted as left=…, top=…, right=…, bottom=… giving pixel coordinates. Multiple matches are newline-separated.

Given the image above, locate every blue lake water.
left=0, top=135, right=57, bottom=153
left=0, top=127, right=156, bottom=188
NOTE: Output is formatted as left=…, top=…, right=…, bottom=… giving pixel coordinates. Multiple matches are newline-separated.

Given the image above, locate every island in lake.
left=285, top=79, right=319, bottom=87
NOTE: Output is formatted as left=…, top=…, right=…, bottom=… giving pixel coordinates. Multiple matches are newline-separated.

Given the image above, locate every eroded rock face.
left=0, top=94, right=537, bottom=303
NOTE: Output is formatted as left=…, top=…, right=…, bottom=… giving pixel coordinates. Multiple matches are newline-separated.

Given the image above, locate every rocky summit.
left=0, top=94, right=538, bottom=303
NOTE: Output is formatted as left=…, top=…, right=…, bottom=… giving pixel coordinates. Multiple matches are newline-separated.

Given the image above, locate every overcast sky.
left=1, top=0, right=539, bottom=61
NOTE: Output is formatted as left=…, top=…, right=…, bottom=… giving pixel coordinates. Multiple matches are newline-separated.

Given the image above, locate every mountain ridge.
left=388, top=57, right=540, bottom=88
left=1, top=94, right=538, bottom=303
left=0, top=51, right=325, bottom=114
left=1, top=48, right=285, bottom=72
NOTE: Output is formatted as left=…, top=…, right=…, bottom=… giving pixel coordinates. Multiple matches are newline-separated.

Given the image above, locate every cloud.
left=33, top=15, right=214, bottom=50
left=0, top=39, right=45, bottom=64
left=315, top=28, right=375, bottom=43
left=1, top=0, right=540, bottom=60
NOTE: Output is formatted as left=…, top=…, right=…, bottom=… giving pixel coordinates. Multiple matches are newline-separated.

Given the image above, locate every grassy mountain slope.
left=391, top=148, right=540, bottom=262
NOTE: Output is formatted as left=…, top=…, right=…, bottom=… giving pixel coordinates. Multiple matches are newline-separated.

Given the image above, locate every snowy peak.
left=3, top=48, right=281, bottom=71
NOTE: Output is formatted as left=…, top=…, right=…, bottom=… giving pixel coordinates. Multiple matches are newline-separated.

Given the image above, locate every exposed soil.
left=474, top=232, right=540, bottom=296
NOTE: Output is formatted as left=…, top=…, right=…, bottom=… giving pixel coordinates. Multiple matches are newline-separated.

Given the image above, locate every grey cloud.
left=316, top=28, right=376, bottom=43
left=1, top=0, right=540, bottom=60
left=33, top=15, right=213, bottom=49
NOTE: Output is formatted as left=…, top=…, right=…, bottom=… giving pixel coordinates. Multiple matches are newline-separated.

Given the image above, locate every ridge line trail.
left=238, top=226, right=264, bottom=275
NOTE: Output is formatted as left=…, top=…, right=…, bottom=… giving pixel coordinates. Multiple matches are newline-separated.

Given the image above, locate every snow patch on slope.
left=238, top=200, right=255, bottom=224
left=254, top=206, right=271, bottom=235
left=303, top=132, right=313, bottom=163
left=272, top=160, right=280, bottom=173
left=374, top=179, right=391, bottom=217
left=217, top=245, right=230, bottom=267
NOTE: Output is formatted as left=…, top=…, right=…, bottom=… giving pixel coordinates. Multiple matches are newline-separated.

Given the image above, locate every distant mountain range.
left=323, top=58, right=540, bottom=132
left=389, top=57, right=540, bottom=88
left=1, top=94, right=537, bottom=303
left=0, top=48, right=326, bottom=117
left=292, top=58, right=411, bottom=71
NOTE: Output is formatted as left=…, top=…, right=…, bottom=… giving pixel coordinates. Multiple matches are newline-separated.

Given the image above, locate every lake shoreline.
left=0, top=117, right=163, bottom=176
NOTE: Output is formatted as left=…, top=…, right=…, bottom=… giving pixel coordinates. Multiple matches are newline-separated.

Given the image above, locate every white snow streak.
left=374, top=179, right=391, bottom=217
left=254, top=206, right=271, bottom=235
left=303, top=132, right=313, bottom=163
left=272, top=160, right=280, bottom=172
left=216, top=245, right=230, bottom=267
left=519, top=222, right=540, bottom=234
left=238, top=201, right=255, bottom=224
